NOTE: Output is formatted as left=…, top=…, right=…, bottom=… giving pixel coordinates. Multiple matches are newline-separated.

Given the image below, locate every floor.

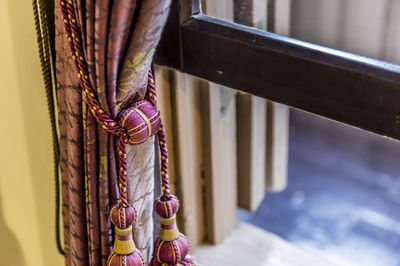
left=195, top=222, right=341, bottom=266
left=239, top=109, right=400, bottom=266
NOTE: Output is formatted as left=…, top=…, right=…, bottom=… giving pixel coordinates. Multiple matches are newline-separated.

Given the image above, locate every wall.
left=0, top=1, right=64, bottom=265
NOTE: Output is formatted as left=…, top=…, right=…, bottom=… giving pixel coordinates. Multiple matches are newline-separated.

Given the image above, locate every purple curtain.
left=54, top=0, right=171, bottom=265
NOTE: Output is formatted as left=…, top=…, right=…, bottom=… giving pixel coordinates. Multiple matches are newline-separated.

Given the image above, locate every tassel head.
left=110, top=205, right=137, bottom=229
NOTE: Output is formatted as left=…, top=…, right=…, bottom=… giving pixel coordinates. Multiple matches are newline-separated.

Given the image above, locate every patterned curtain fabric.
left=54, top=0, right=171, bottom=265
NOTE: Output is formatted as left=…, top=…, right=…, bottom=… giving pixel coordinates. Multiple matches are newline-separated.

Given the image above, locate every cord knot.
left=117, top=100, right=161, bottom=145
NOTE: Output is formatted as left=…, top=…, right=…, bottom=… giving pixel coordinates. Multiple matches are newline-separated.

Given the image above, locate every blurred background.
left=239, top=109, right=400, bottom=266
left=235, top=1, right=400, bottom=265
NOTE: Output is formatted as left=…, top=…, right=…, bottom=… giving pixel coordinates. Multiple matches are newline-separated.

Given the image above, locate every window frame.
left=155, top=0, right=400, bottom=140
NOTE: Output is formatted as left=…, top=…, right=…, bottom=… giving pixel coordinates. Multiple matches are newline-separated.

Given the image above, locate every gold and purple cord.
left=59, top=1, right=195, bottom=265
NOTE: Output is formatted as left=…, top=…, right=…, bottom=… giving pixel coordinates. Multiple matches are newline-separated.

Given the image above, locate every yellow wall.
left=0, top=1, right=64, bottom=265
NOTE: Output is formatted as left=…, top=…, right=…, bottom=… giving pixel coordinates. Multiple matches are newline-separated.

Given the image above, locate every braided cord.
left=59, top=0, right=122, bottom=134
left=32, top=0, right=64, bottom=256
left=147, top=72, right=171, bottom=200
left=117, top=134, right=131, bottom=207
left=58, top=0, right=132, bottom=205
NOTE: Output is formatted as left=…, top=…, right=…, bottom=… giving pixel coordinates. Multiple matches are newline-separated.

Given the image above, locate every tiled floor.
left=239, top=109, right=400, bottom=266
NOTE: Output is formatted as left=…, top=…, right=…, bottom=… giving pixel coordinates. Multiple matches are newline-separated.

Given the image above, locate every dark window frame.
left=155, top=0, right=400, bottom=140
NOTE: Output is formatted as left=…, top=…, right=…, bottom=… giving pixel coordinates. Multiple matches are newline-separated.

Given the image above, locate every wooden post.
left=202, top=0, right=238, bottom=244
left=266, top=0, right=290, bottom=192
left=200, top=80, right=237, bottom=244
left=171, top=72, right=206, bottom=248
left=266, top=102, right=289, bottom=191
left=237, top=93, right=267, bottom=211
left=235, top=0, right=268, bottom=211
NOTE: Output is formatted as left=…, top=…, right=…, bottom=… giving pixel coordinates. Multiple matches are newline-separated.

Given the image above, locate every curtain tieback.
left=59, top=0, right=195, bottom=265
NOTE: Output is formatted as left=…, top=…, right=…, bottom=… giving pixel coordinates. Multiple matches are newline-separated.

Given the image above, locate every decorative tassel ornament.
left=107, top=205, right=146, bottom=266
left=151, top=196, right=195, bottom=266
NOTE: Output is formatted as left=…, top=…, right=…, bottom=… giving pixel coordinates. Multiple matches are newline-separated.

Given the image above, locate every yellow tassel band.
left=160, top=214, right=176, bottom=226
left=159, top=214, right=180, bottom=241
left=114, top=226, right=136, bottom=255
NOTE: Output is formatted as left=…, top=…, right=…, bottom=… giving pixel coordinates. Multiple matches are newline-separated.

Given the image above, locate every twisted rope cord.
left=147, top=71, right=171, bottom=200
left=32, top=0, right=64, bottom=256
left=59, top=0, right=171, bottom=207
left=118, top=134, right=130, bottom=207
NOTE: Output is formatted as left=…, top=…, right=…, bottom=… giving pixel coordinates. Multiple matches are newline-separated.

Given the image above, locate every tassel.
left=107, top=205, right=146, bottom=266
left=151, top=195, right=196, bottom=266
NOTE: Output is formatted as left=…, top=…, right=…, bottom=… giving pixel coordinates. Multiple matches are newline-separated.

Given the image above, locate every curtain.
left=54, top=0, right=171, bottom=265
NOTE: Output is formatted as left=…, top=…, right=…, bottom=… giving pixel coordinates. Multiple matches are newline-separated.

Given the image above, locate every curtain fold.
left=54, top=0, right=171, bottom=265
